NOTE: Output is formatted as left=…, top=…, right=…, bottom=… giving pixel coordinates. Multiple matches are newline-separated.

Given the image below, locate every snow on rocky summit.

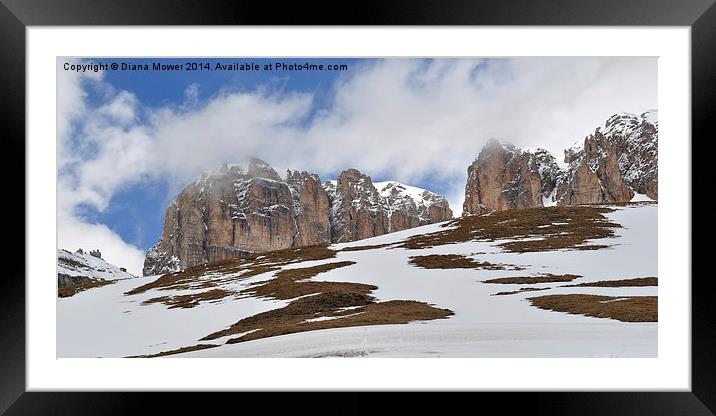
left=143, top=159, right=454, bottom=275
left=463, top=111, right=657, bottom=215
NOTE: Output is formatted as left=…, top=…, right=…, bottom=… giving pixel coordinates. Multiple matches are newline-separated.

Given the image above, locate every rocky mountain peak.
left=463, top=140, right=544, bottom=214
left=463, top=110, right=658, bottom=215
left=144, top=161, right=453, bottom=275
left=376, top=181, right=453, bottom=227
left=286, top=169, right=321, bottom=185
left=325, top=169, right=454, bottom=243
left=247, top=157, right=282, bottom=181
left=326, top=168, right=388, bottom=243
left=482, top=137, right=508, bottom=152
left=336, top=169, right=382, bottom=207
left=554, top=110, right=657, bottom=204
left=527, top=148, right=561, bottom=197
left=338, top=168, right=367, bottom=180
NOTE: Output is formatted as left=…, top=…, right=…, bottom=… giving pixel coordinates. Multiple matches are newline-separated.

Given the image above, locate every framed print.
left=2, top=0, right=713, bottom=414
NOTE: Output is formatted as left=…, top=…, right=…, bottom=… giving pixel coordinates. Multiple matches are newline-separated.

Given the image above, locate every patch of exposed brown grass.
left=583, top=201, right=657, bottom=207
left=339, top=243, right=395, bottom=252
left=202, top=293, right=453, bottom=344
left=500, top=240, right=610, bottom=253
left=126, top=244, right=337, bottom=296
left=241, top=261, right=365, bottom=300
left=143, top=288, right=236, bottom=309
left=564, top=277, right=657, bottom=287
left=128, top=344, right=218, bottom=358
left=202, top=290, right=374, bottom=341
left=408, top=254, right=524, bottom=271
left=483, top=274, right=580, bottom=284
left=399, top=206, right=620, bottom=253
left=197, top=260, right=453, bottom=346
left=528, top=294, right=657, bottom=322
left=126, top=272, right=194, bottom=296
left=492, top=287, right=551, bottom=296
left=58, top=280, right=114, bottom=298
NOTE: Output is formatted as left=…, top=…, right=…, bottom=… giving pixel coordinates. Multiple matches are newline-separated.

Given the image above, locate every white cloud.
left=57, top=212, right=146, bottom=275
left=97, top=90, right=139, bottom=124
left=56, top=58, right=103, bottom=167
left=58, top=57, right=657, bottom=270
left=183, top=83, right=200, bottom=108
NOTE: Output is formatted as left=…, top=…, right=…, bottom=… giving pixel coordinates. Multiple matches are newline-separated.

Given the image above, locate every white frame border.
left=27, top=27, right=690, bottom=391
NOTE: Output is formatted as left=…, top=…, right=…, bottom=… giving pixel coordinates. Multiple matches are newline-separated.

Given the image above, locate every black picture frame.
left=2, top=0, right=711, bottom=414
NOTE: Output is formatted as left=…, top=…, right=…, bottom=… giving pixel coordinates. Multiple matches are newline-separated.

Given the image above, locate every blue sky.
left=74, top=58, right=460, bottom=251
left=76, top=58, right=361, bottom=250
left=92, top=58, right=360, bottom=112
left=58, top=57, right=657, bottom=273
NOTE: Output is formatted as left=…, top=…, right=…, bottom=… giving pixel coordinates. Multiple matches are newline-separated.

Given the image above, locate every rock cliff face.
left=463, top=139, right=547, bottom=214
left=322, top=171, right=454, bottom=243
left=463, top=111, right=658, bottom=215
left=144, top=159, right=297, bottom=275
left=144, top=161, right=453, bottom=275
left=286, top=170, right=331, bottom=247
left=556, top=111, right=658, bottom=203
left=323, top=169, right=389, bottom=243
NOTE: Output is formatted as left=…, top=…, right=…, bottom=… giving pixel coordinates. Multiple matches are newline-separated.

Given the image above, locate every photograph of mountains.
left=57, top=57, right=657, bottom=357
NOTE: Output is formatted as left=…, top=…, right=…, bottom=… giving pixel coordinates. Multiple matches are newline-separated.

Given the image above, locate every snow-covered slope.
left=57, top=249, right=135, bottom=282
left=57, top=203, right=657, bottom=358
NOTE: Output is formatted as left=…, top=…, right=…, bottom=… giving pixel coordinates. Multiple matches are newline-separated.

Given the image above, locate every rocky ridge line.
left=144, top=160, right=453, bottom=275
left=463, top=110, right=658, bottom=215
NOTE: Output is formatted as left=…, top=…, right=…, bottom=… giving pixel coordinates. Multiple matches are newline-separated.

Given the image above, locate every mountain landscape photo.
left=56, top=57, right=658, bottom=358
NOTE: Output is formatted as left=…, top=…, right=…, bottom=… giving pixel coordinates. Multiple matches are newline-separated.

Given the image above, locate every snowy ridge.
left=536, top=111, right=658, bottom=206
left=57, top=249, right=135, bottom=281
left=324, top=173, right=453, bottom=240
left=375, top=181, right=444, bottom=207
left=561, top=110, right=657, bottom=199
left=376, top=181, right=437, bottom=227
